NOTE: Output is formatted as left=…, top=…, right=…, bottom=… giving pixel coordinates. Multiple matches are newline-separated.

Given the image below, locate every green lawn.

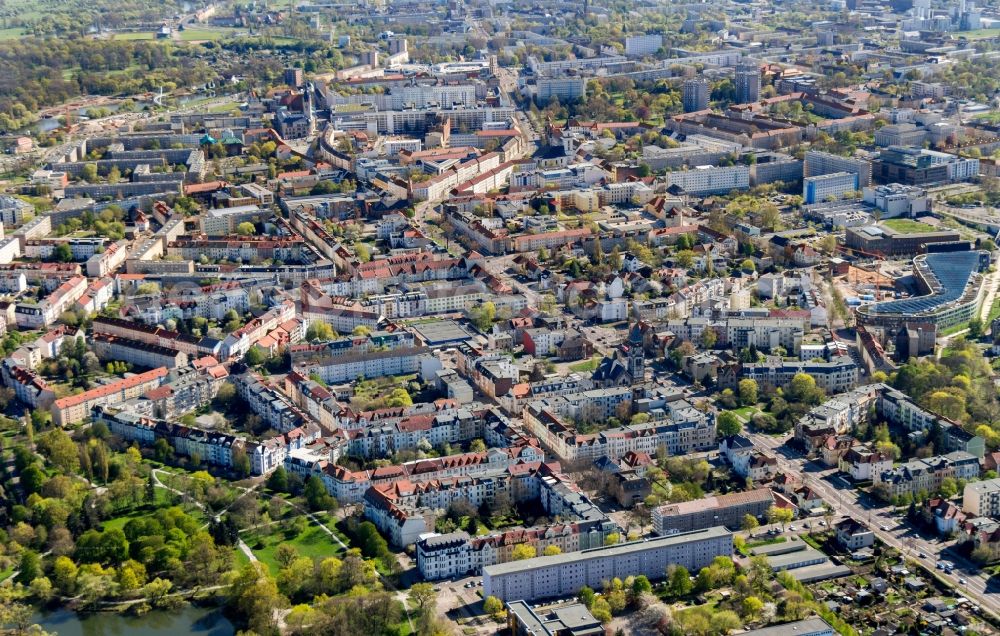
left=881, top=218, right=936, bottom=234
left=113, top=31, right=156, bottom=40
left=178, top=28, right=235, bottom=41
left=246, top=523, right=345, bottom=575
left=0, top=28, right=25, bottom=41
left=568, top=355, right=602, bottom=373
left=731, top=406, right=760, bottom=422
left=960, top=27, right=1000, bottom=39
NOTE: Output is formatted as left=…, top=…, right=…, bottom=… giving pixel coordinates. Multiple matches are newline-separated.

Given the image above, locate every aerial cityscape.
left=6, top=0, right=1000, bottom=634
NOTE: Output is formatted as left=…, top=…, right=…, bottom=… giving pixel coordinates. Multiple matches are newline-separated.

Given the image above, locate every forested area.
left=0, top=38, right=215, bottom=131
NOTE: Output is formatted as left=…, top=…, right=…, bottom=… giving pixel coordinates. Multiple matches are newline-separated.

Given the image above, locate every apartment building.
left=52, top=366, right=169, bottom=426
left=803, top=151, right=873, bottom=188
left=483, top=527, right=733, bottom=602
left=91, top=334, right=189, bottom=370
left=92, top=316, right=222, bottom=358
left=874, top=451, right=979, bottom=498
left=729, top=355, right=859, bottom=394
left=803, top=172, right=858, bottom=205
left=653, top=489, right=775, bottom=535
left=0, top=359, right=55, bottom=409
left=963, top=478, right=1000, bottom=517
left=662, top=165, right=750, bottom=196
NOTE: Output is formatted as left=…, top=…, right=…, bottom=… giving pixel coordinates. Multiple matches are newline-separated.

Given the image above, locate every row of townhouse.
left=127, top=357, right=229, bottom=420
left=125, top=285, right=251, bottom=325
left=290, top=345, right=442, bottom=385
left=86, top=239, right=130, bottom=277
left=9, top=325, right=82, bottom=370
left=345, top=405, right=487, bottom=459
left=96, top=405, right=318, bottom=475
left=417, top=497, right=617, bottom=580
left=720, top=355, right=859, bottom=394
left=1, top=359, right=55, bottom=409
left=368, top=458, right=613, bottom=550
left=235, top=373, right=305, bottom=434
left=289, top=329, right=416, bottom=364
left=52, top=366, right=169, bottom=426
left=14, top=275, right=89, bottom=328
left=874, top=451, right=980, bottom=499
left=794, top=384, right=884, bottom=450
left=287, top=442, right=546, bottom=505
left=283, top=370, right=339, bottom=431
left=662, top=315, right=807, bottom=354
left=498, top=374, right=594, bottom=416
left=220, top=299, right=297, bottom=359
left=92, top=316, right=222, bottom=358
left=91, top=334, right=189, bottom=369
left=524, top=396, right=716, bottom=464
left=166, top=236, right=313, bottom=264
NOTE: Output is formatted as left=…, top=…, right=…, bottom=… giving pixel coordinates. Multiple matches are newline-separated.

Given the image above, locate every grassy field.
left=0, top=27, right=26, bottom=40
left=960, top=27, right=1000, bottom=39
left=881, top=218, right=936, bottom=234
left=246, top=523, right=346, bottom=575
left=568, top=355, right=602, bottom=373
left=178, top=27, right=238, bottom=41
left=112, top=31, right=156, bottom=40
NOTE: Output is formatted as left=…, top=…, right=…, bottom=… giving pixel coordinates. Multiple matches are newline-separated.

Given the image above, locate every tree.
left=511, top=544, right=537, bottom=560
left=236, top=222, right=256, bottom=236
left=969, top=317, right=984, bottom=339
left=742, top=595, right=764, bottom=621
left=483, top=595, right=504, bottom=619
left=701, top=327, right=718, bottom=349
left=767, top=505, right=794, bottom=530
left=742, top=513, right=760, bottom=535
left=306, top=321, right=335, bottom=342
left=267, top=467, right=289, bottom=492
left=470, top=438, right=487, bottom=453
left=16, top=551, right=40, bottom=585
left=667, top=565, right=692, bottom=596
left=711, top=610, right=743, bottom=634
left=304, top=475, right=334, bottom=511
left=716, top=411, right=742, bottom=437
left=37, top=429, right=79, bottom=473
left=408, top=582, right=437, bottom=617
left=543, top=545, right=562, bottom=556
left=52, top=556, right=77, bottom=594
left=739, top=379, right=759, bottom=406
left=53, top=243, right=73, bottom=263
left=604, top=532, right=621, bottom=546
left=245, top=347, right=265, bottom=367
left=469, top=302, right=497, bottom=332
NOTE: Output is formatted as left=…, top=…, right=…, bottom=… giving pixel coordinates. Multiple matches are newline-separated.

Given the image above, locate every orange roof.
left=54, top=367, right=168, bottom=409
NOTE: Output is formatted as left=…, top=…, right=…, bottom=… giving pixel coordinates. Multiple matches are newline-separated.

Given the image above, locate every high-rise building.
left=735, top=61, right=761, bottom=104
left=283, top=67, right=303, bottom=88
left=683, top=78, right=710, bottom=112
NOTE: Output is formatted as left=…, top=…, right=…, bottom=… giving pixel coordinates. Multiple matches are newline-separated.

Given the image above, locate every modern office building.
left=804, top=150, right=873, bottom=188
left=483, top=526, right=733, bottom=601
left=845, top=223, right=962, bottom=257
left=683, top=78, right=710, bottom=113
left=856, top=250, right=989, bottom=330
left=803, top=171, right=859, bottom=204
left=653, top=489, right=774, bottom=534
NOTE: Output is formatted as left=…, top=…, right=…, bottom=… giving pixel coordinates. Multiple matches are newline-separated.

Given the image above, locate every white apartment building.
left=964, top=478, right=1000, bottom=517
left=483, top=527, right=733, bottom=602
left=663, top=165, right=750, bottom=196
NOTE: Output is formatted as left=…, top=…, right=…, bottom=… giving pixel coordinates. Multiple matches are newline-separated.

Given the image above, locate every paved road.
left=747, top=432, right=1000, bottom=619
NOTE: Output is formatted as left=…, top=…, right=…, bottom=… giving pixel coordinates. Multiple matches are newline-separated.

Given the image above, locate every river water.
left=33, top=605, right=234, bottom=636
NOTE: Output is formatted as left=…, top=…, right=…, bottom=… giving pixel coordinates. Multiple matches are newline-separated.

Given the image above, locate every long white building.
left=483, top=526, right=733, bottom=602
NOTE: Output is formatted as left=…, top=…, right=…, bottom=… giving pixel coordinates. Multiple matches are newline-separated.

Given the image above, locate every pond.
left=33, top=604, right=234, bottom=636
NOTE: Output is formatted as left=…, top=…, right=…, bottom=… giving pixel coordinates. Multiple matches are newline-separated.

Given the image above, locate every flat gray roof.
left=739, top=618, right=835, bottom=636
left=483, top=526, right=731, bottom=577
left=410, top=319, right=475, bottom=345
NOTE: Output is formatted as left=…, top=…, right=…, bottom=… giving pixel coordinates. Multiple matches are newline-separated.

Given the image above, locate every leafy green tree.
left=716, top=411, right=742, bottom=437
left=236, top=222, right=256, bottom=236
